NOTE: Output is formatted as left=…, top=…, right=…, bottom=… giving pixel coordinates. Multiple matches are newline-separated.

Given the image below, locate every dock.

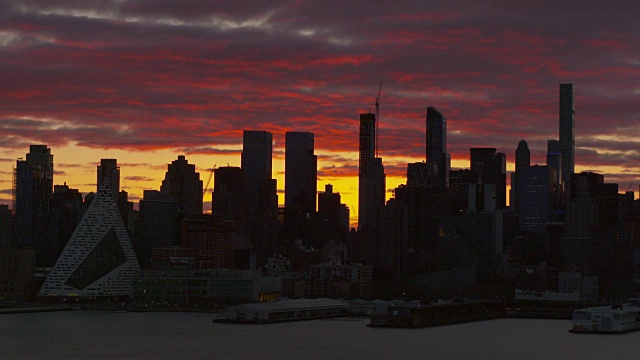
left=369, top=300, right=506, bottom=328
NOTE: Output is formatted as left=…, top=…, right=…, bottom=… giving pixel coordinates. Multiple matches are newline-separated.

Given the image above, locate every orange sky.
left=2, top=1, right=639, bottom=226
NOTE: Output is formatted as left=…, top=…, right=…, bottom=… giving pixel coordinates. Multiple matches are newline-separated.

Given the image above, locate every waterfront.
left=2, top=311, right=639, bottom=359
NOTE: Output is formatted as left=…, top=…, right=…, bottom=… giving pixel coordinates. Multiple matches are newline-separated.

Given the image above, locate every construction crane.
left=628, top=182, right=635, bottom=192
left=375, top=81, right=382, bottom=158
left=202, top=165, right=216, bottom=200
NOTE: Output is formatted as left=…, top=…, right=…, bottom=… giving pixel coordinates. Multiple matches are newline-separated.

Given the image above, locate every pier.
left=369, top=300, right=506, bottom=328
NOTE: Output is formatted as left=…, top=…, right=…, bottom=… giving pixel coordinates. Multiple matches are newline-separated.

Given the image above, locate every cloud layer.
left=1, top=1, right=639, bottom=207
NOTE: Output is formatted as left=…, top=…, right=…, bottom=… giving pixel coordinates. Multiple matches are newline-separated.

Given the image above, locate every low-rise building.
left=0, top=249, right=36, bottom=301
left=131, top=268, right=260, bottom=307
left=217, top=298, right=349, bottom=323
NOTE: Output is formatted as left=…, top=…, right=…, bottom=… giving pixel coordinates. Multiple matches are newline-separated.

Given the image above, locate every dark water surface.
left=1, top=311, right=639, bottom=359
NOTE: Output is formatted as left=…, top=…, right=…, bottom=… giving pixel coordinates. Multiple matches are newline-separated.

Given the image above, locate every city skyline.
left=2, top=1, right=640, bottom=224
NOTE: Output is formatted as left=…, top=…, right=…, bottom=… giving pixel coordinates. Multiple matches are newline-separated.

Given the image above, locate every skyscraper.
left=518, top=165, right=554, bottom=233
left=407, top=162, right=437, bottom=188
left=49, top=183, right=85, bottom=263
left=0, top=204, right=11, bottom=249
left=514, top=140, right=531, bottom=211
left=358, top=113, right=385, bottom=232
left=97, top=159, right=120, bottom=200
left=160, top=155, right=203, bottom=215
left=358, top=113, right=375, bottom=231
left=181, top=215, right=235, bottom=269
left=426, top=106, right=450, bottom=191
left=212, top=166, right=247, bottom=238
left=241, top=131, right=278, bottom=263
left=559, top=83, right=575, bottom=183
left=470, top=148, right=507, bottom=209
left=285, top=132, right=317, bottom=214
left=496, top=152, right=507, bottom=209
left=137, top=190, right=177, bottom=268
left=242, top=131, right=272, bottom=213
left=14, top=145, right=53, bottom=266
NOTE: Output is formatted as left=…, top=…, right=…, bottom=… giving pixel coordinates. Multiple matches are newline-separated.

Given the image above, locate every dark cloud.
left=1, top=0, right=639, bottom=185
left=124, top=175, right=155, bottom=182
left=183, top=147, right=242, bottom=156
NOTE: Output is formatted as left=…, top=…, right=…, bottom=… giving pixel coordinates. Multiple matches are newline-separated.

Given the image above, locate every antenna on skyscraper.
left=375, top=82, right=382, bottom=157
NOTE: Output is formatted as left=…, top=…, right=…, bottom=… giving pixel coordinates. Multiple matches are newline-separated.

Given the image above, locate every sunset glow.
left=2, top=1, right=640, bottom=227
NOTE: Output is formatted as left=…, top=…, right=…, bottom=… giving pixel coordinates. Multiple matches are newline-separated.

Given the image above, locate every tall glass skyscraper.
left=285, top=132, right=317, bottom=213
left=514, top=139, right=531, bottom=212
left=14, top=145, right=53, bottom=266
left=559, top=83, right=575, bottom=183
left=241, top=131, right=272, bottom=213
left=358, top=113, right=385, bottom=232
left=426, top=106, right=450, bottom=191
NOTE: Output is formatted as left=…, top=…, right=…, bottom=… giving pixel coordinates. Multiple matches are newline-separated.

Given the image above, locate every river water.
left=1, top=311, right=639, bottom=359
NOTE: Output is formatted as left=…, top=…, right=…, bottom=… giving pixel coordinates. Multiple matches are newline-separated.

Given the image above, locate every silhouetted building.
left=496, top=152, right=507, bottom=209
left=284, top=132, right=317, bottom=243
left=160, top=155, right=203, bottom=215
left=254, top=178, right=279, bottom=263
left=547, top=140, right=562, bottom=194
left=394, top=184, right=430, bottom=247
left=358, top=113, right=378, bottom=231
left=407, top=162, right=437, bottom=188
left=118, top=189, right=135, bottom=234
left=318, top=184, right=341, bottom=226
left=181, top=215, right=235, bottom=269
left=0, top=204, right=11, bottom=249
left=137, top=190, right=178, bottom=268
left=14, top=145, right=53, bottom=267
left=242, top=131, right=272, bottom=213
left=39, top=185, right=140, bottom=297
left=569, top=172, right=618, bottom=227
left=449, top=169, right=478, bottom=214
left=514, top=140, right=530, bottom=212
left=49, top=183, right=85, bottom=264
left=242, top=131, right=278, bottom=264
left=546, top=151, right=563, bottom=214
left=316, top=184, right=348, bottom=244
left=469, top=183, right=496, bottom=212
left=0, top=248, right=36, bottom=301
left=559, top=84, right=575, bottom=183
left=565, top=177, right=599, bottom=237
left=97, top=159, right=120, bottom=200
left=470, top=148, right=506, bottom=209
left=426, top=106, right=450, bottom=191
left=519, top=165, right=554, bottom=233
left=356, top=113, right=386, bottom=266
left=285, top=132, right=317, bottom=213
left=212, top=166, right=247, bottom=238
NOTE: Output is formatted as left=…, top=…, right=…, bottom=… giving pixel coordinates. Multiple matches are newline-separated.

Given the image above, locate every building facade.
left=14, top=145, right=54, bottom=267
left=212, top=166, right=247, bottom=238
left=39, top=185, right=141, bottom=297
left=426, top=106, right=450, bottom=191
left=284, top=132, right=317, bottom=213
left=160, top=155, right=203, bottom=215
left=514, top=140, right=531, bottom=211
left=242, top=131, right=272, bottom=213
left=559, top=83, right=575, bottom=183
left=137, top=190, right=177, bottom=268
left=97, top=159, right=120, bottom=200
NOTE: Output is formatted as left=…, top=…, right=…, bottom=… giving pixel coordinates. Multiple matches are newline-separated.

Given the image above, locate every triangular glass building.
left=39, top=185, right=140, bottom=297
